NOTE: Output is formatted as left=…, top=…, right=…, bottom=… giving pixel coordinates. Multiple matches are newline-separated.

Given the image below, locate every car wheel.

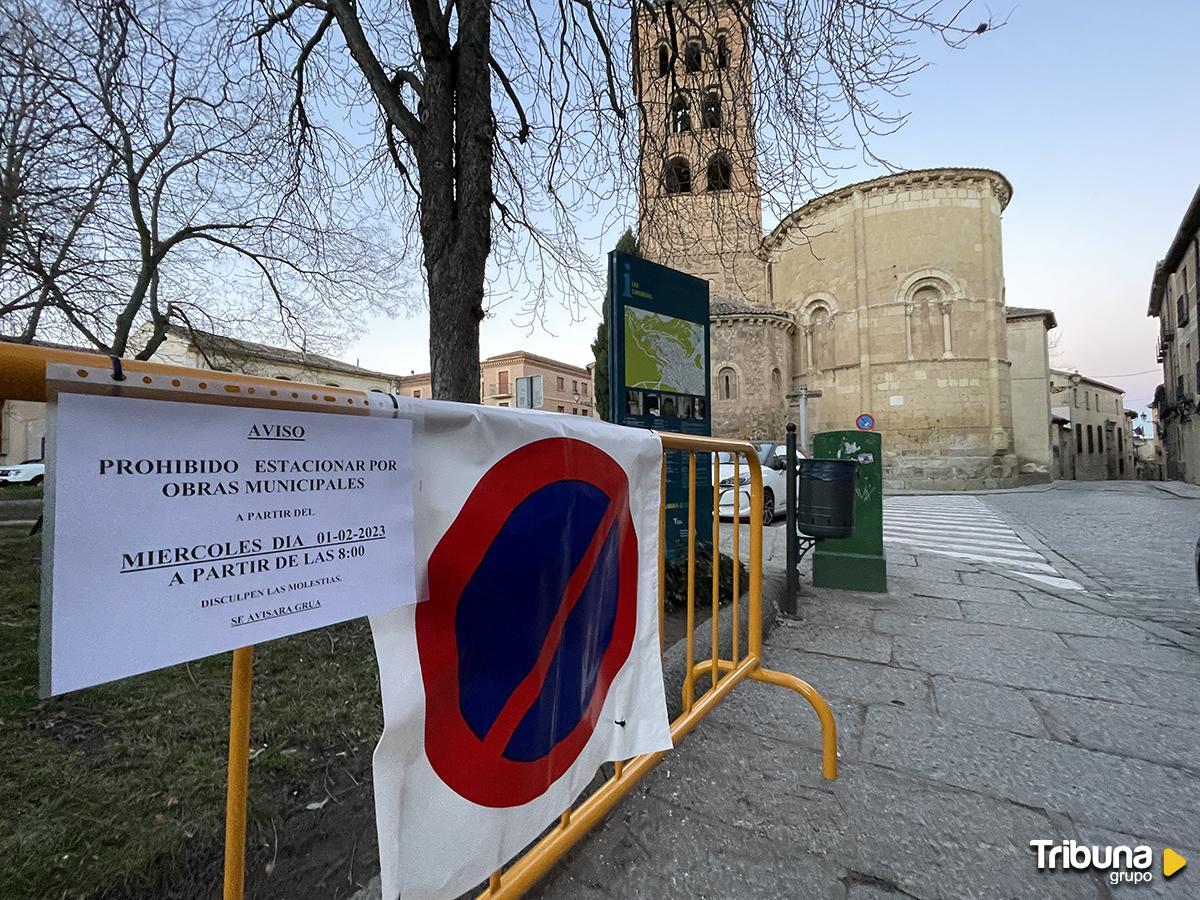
left=30, top=476, right=43, bottom=486
left=762, top=489, right=775, bottom=526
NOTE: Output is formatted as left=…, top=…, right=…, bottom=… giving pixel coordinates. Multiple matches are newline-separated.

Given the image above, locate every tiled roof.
left=710, top=299, right=792, bottom=321
left=167, top=325, right=402, bottom=381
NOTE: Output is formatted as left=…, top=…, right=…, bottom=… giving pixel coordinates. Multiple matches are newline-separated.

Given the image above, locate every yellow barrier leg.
left=750, top=666, right=838, bottom=780
left=224, top=646, right=255, bottom=900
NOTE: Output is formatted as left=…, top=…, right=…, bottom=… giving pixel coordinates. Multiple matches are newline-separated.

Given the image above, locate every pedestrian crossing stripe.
left=884, top=496, right=1083, bottom=590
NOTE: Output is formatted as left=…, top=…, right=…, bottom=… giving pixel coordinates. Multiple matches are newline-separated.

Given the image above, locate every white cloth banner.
left=370, top=398, right=672, bottom=900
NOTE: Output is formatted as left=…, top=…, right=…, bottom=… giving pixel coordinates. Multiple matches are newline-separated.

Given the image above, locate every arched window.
left=669, top=94, right=692, bottom=134
left=809, top=305, right=832, bottom=371
left=657, top=44, right=670, bottom=76
left=716, top=34, right=731, bottom=68
left=718, top=366, right=738, bottom=401
left=912, top=283, right=942, bottom=305
left=701, top=91, right=721, bottom=129
left=771, top=367, right=782, bottom=395
left=684, top=41, right=702, bottom=72
left=664, top=157, right=692, bottom=194
left=706, top=152, right=732, bottom=191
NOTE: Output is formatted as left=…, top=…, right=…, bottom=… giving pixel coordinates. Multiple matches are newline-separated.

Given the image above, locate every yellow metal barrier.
left=476, top=432, right=838, bottom=899
left=0, top=341, right=838, bottom=900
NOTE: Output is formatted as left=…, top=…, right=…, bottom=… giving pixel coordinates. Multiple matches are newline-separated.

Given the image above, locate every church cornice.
left=711, top=310, right=795, bottom=333
left=760, top=167, right=1013, bottom=255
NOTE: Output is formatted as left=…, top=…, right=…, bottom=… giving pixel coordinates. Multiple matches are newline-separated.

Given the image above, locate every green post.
left=812, top=430, right=887, bottom=592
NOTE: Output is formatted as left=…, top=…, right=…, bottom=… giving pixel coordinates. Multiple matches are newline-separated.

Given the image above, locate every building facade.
left=397, top=351, right=595, bottom=417
left=1147, top=183, right=1200, bottom=483
left=632, top=5, right=1044, bottom=490
left=1005, top=307, right=1057, bottom=479
left=1049, top=371, right=1135, bottom=481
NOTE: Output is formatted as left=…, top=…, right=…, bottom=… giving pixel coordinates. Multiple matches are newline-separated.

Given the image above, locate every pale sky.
left=349, top=1, right=1198, bottom=419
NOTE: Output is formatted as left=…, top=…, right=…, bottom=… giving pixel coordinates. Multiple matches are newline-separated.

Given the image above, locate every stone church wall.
left=755, top=169, right=1019, bottom=490
left=710, top=314, right=792, bottom=438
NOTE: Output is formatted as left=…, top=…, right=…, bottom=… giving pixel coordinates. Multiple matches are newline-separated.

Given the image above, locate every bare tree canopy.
left=250, top=0, right=996, bottom=400
left=0, top=0, right=405, bottom=359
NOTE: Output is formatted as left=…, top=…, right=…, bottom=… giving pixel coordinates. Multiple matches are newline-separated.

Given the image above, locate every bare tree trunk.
left=415, top=0, right=491, bottom=403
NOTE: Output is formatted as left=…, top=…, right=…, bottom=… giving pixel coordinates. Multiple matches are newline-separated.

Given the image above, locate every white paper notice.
left=44, top=393, right=416, bottom=695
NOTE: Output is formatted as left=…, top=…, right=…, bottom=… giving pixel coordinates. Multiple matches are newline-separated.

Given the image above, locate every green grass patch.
left=0, top=483, right=43, bottom=500
left=0, top=533, right=384, bottom=899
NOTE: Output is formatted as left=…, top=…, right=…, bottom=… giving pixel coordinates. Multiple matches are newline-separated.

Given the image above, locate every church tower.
left=633, top=0, right=767, bottom=304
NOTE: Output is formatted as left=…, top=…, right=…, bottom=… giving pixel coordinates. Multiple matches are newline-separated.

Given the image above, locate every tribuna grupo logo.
left=1030, top=840, right=1165, bottom=886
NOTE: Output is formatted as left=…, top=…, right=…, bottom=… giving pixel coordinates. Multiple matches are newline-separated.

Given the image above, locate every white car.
left=717, top=441, right=805, bottom=526
left=0, top=459, right=44, bottom=486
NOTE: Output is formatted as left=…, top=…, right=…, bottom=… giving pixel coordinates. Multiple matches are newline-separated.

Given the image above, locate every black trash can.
left=796, top=458, right=857, bottom=540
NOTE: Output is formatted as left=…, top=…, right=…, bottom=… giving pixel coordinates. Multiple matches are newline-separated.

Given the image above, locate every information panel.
left=607, top=251, right=712, bottom=557
left=43, top=393, right=416, bottom=695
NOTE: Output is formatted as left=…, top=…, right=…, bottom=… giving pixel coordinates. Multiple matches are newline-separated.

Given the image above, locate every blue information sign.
left=606, top=251, right=712, bottom=558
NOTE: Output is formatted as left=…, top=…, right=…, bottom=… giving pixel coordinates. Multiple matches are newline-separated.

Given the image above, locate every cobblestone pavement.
left=533, top=481, right=1200, bottom=900
left=985, top=481, right=1200, bottom=640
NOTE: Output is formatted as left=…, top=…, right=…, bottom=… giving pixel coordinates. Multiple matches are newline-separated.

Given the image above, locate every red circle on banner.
left=415, top=437, right=639, bottom=808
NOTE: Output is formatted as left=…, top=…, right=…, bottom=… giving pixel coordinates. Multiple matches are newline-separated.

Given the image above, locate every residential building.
left=1147, top=183, right=1200, bottom=483
left=1133, top=432, right=1163, bottom=480
left=397, top=351, right=595, bottom=417
left=152, top=326, right=403, bottom=392
left=1049, top=370, right=1135, bottom=480
left=1005, top=307, right=1057, bottom=481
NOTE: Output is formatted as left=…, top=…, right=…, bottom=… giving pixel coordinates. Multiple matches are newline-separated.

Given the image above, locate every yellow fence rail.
left=0, top=341, right=837, bottom=900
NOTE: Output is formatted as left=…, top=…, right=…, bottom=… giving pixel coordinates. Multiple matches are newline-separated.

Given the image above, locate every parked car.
left=717, top=441, right=804, bottom=525
left=0, top=459, right=45, bottom=486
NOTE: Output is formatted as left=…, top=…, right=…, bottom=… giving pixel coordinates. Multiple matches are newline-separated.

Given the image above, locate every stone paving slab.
left=620, top=723, right=1104, bottom=900
left=889, top=636, right=1146, bottom=704
left=873, top=613, right=1071, bottom=656
left=1060, top=634, right=1199, bottom=672
left=767, top=643, right=934, bottom=711
left=1027, top=690, right=1200, bottom=773
left=931, top=676, right=1050, bottom=739
left=860, top=705, right=1200, bottom=845
left=957, top=602, right=1165, bottom=642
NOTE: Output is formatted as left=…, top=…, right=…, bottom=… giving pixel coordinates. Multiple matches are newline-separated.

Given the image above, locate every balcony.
left=486, top=382, right=512, bottom=398
left=1162, top=323, right=1176, bottom=344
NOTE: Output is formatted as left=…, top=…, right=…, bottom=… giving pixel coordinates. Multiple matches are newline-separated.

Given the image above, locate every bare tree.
left=0, top=0, right=405, bottom=359
left=250, top=0, right=995, bottom=402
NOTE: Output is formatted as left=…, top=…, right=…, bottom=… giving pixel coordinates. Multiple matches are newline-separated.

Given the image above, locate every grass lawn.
left=0, top=533, right=384, bottom=899
left=0, top=483, right=44, bottom=500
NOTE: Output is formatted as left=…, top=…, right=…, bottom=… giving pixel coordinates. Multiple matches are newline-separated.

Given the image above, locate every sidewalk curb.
left=1149, top=480, right=1200, bottom=499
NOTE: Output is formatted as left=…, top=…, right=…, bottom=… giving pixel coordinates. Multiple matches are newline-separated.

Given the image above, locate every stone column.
left=904, top=301, right=915, bottom=360
left=939, top=298, right=954, bottom=359
left=804, top=324, right=815, bottom=373
left=853, top=189, right=870, bottom=412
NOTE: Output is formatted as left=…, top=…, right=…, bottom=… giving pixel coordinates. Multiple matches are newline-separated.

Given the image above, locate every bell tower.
left=633, top=0, right=766, bottom=304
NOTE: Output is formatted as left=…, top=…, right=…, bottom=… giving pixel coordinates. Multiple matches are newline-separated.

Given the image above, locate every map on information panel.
left=623, top=307, right=706, bottom=395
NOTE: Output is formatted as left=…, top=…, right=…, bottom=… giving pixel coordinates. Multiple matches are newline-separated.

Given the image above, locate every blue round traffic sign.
left=856, top=413, right=875, bottom=431
left=416, top=438, right=639, bottom=808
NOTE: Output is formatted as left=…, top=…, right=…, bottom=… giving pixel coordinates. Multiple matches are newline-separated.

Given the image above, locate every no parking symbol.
left=415, top=438, right=640, bottom=808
